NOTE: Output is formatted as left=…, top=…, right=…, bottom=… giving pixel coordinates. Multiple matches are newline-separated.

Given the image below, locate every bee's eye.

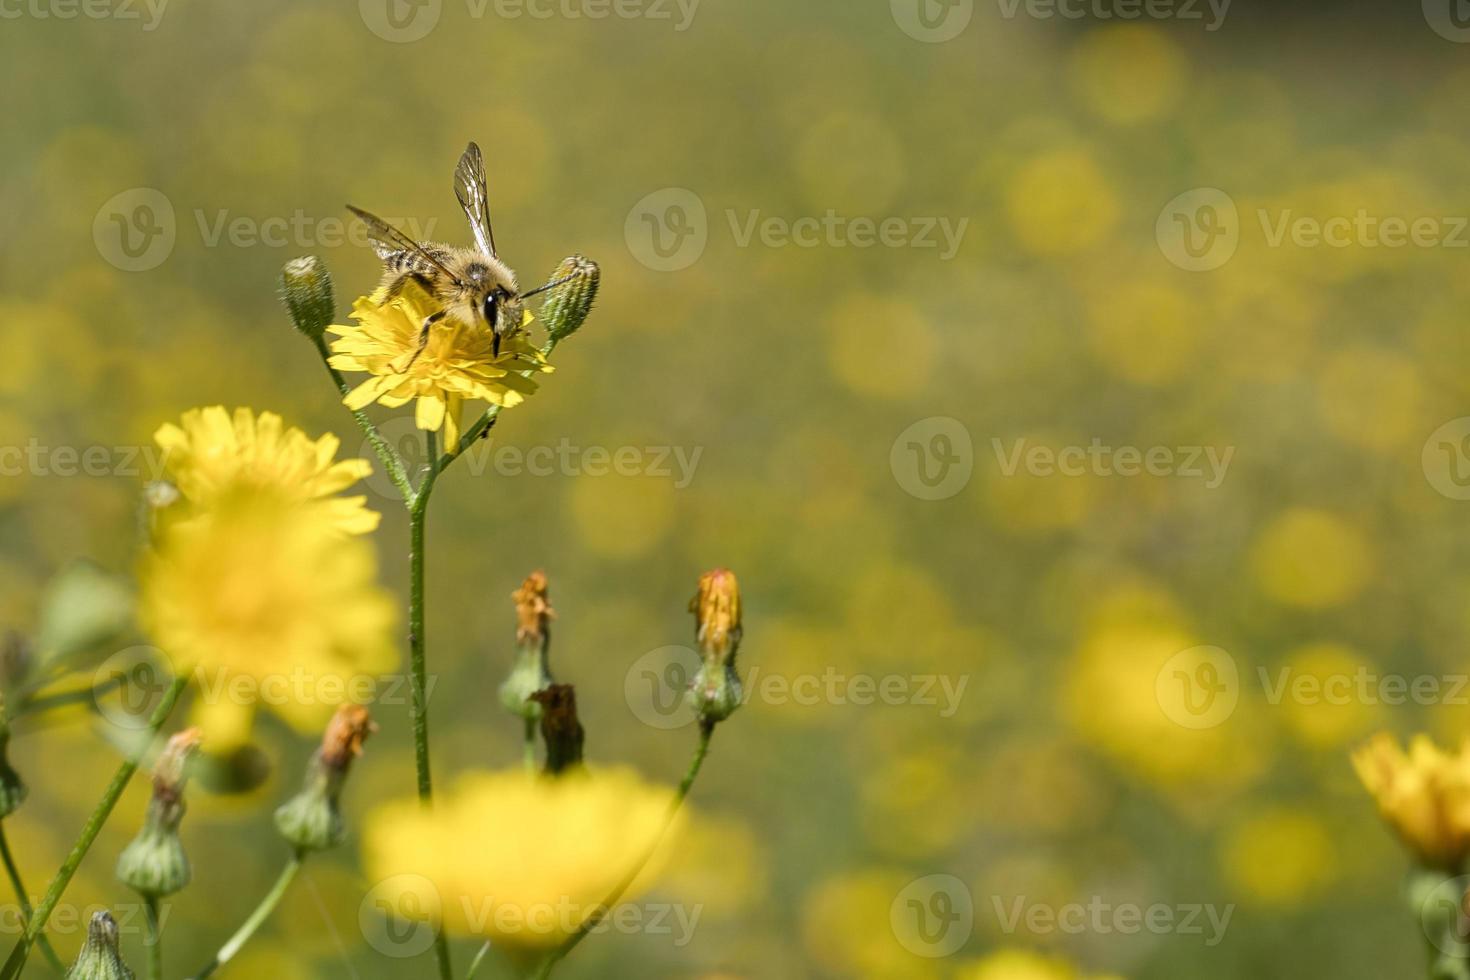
left=482, top=294, right=499, bottom=327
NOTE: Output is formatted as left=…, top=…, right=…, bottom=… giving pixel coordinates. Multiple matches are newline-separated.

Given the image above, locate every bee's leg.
left=399, top=310, right=446, bottom=371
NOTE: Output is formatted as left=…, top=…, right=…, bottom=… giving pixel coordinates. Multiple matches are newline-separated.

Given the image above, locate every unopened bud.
left=280, top=255, right=336, bottom=341
left=539, top=255, right=600, bottom=344
left=67, top=911, right=134, bottom=980
left=530, top=684, right=584, bottom=776
left=687, top=568, right=744, bottom=725
left=275, top=704, right=376, bottom=852
left=116, top=728, right=201, bottom=897
left=499, top=571, right=555, bottom=720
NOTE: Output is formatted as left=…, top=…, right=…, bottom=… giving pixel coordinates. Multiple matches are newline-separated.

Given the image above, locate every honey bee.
left=348, top=142, right=574, bottom=362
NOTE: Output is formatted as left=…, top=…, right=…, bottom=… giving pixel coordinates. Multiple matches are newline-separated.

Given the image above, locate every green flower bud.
left=499, top=571, right=554, bottom=720
left=280, top=255, right=336, bottom=341
left=275, top=704, right=375, bottom=852
left=117, top=728, right=200, bottom=898
left=67, top=911, right=134, bottom=980
left=538, top=255, right=599, bottom=344
left=686, top=568, right=744, bottom=725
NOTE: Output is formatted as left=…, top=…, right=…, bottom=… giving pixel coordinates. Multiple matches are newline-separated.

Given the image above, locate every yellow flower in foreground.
left=327, top=281, right=552, bottom=449
left=141, top=492, right=398, bottom=732
left=362, top=768, right=680, bottom=949
left=957, top=949, right=1124, bottom=980
left=1353, top=733, right=1470, bottom=869
left=155, top=405, right=378, bottom=534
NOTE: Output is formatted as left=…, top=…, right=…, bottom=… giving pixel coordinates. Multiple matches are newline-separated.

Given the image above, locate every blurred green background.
left=5, top=0, right=1470, bottom=977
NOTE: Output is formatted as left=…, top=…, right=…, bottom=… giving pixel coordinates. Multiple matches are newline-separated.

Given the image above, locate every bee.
left=348, top=142, right=573, bottom=363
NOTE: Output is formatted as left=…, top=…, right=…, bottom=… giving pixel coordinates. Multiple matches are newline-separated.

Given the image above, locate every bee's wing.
left=453, top=141, right=498, bottom=258
left=346, top=205, right=465, bottom=286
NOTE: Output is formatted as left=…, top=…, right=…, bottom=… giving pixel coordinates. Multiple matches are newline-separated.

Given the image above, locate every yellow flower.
left=957, top=949, right=1124, bottom=980
left=154, top=406, right=379, bottom=535
left=140, top=491, right=398, bottom=733
left=1353, top=733, right=1470, bottom=869
left=361, top=767, right=680, bottom=949
left=327, top=281, right=553, bottom=449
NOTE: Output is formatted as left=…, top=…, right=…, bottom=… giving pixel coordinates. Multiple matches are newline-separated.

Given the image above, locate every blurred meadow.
left=5, top=0, right=1470, bottom=977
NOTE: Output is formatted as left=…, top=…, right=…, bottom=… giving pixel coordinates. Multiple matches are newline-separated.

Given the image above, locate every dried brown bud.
left=512, top=570, right=554, bottom=646
left=530, top=684, right=585, bottom=776
left=320, top=704, right=377, bottom=771
left=152, top=727, right=202, bottom=798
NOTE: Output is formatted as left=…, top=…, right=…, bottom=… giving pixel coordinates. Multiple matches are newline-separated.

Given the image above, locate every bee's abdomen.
left=383, top=245, right=451, bottom=276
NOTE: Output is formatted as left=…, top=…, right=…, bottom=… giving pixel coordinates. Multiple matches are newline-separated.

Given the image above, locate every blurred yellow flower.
left=361, top=767, right=680, bottom=949
left=140, top=492, right=398, bottom=732
left=155, top=405, right=379, bottom=535
left=327, top=281, right=552, bottom=449
left=1219, top=807, right=1335, bottom=906
left=1070, top=25, right=1186, bottom=125
left=1353, top=733, right=1470, bottom=869
left=956, top=948, right=1124, bottom=980
left=1005, top=148, right=1119, bottom=255
left=1251, top=509, right=1373, bottom=609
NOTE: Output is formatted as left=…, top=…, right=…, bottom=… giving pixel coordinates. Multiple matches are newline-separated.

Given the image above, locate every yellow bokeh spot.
left=1006, top=149, right=1119, bottom=255
left=1070, top=25, right=1187, bottom=125
left=1316, top=345, right=1424, bottom=453
left=957, top=948, right=1124, bottom=980
left=1220, top=808, right=1335, bottom=906
left=1251, top=509, right=1373, bottom=609
left=1085, top=278, right=1199, bottom=385
left=567, top=474, right=675, bottom=559
left=1274, top=643, right=1381, bottom=748
left=825, top=292, right=936, bottom=398
left=801, top=871, right=944, bottom=980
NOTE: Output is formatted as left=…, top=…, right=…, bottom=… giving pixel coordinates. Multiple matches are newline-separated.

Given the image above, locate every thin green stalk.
left=531, top=723, right=717, bottom=979
left=465, top=941, right=493, bottom=980
left=311, top=335, right=414, bottom=499
left=0, top=826, right=63, bottom=974
left=144, top=895, right=162, bottom=980
left=190, top=854, right=303, bottom=979
left=17, top=674, right=126, bottom=719
left=0, top=675, right=188, bottom=980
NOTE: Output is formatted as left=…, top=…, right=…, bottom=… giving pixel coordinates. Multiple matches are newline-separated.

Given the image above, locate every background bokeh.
left=4, top=0, right=1470, bottom=977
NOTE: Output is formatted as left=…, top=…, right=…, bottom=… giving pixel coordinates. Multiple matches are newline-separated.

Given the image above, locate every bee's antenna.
left=520, top=272, right=579, bottom=300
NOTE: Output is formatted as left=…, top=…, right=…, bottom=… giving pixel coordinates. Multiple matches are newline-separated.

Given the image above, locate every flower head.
left=116, top=727, right=202, bottom=898
left=500, top=571, right=555, bottom=721
left=276, top=704, right=378, bottom=852
left=362, top=767, right=681, bottom=949
left=140, top=491, right=398, bottom=733
left=154, top=406, right=378, bottom=535
left=327, top=281, right=553, bottom=450
left=688, top=568, right=744, bottom=725
left=1353, top=733, right=1470, bottom=869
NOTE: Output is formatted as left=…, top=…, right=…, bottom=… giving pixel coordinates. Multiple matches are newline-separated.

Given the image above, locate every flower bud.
left=529, top=684, right=584, bottom=776
left=499, top=571, right=555, bottom=720
left=539, top=255, right=600, bottom=344
left=687, top=568, right=744, bottom=725
left=280, top=255, right=336, bottom=341
left=275, top=704, right=376, bottom=852
left=116, top=728, right=201, bottom=897
left=67, top=911, right=134, bottom=980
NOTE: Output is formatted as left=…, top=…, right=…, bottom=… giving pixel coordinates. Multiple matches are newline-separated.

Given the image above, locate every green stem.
left=144, top=895, right=162, bottom=980
left=17, top=674, right=126, bottom=720
left=439, top=336, right=559, bottom=469
left=0, top=826, right=63, bottom=974
left=0, top=675, right=188, bottom=980
left=311, top=335, right=414, bottom=499
left=190, top=854, right=302, bottom=979
left=523, top=716, right=537, bottom=774
left=465, top=941, right=492, bottom=980
left=531, top=722, right=717, bottom=979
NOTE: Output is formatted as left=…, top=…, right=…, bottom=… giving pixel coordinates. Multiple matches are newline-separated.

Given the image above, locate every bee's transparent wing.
left=346, top=205, right=465, bottom=286
left=453, top=141, right=498, bottom=258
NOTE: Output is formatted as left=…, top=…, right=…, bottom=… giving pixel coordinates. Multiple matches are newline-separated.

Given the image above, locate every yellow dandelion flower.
left=140, top=491, right=398, bottom=732
left=361, top=767, right=681, bottom=949
left=1353, top=733, right=1470, bottom=870
left=154, top=405, right=379, bottom=535
left=327, top=281, right=553, bottom=449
